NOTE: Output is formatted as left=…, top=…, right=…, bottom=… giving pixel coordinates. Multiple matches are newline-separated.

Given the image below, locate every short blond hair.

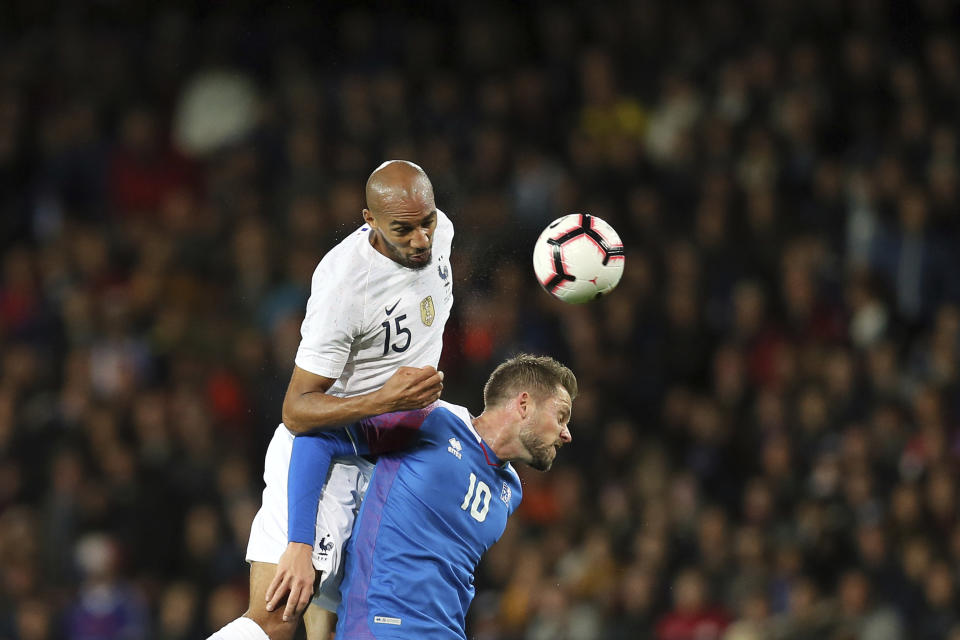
left=482, top=354, right=577, bottom=409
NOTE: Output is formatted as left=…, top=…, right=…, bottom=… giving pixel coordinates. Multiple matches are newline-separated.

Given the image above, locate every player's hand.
left=378, top=366, right=444, bottom=412
left=265, top=542, right=316, bottom=622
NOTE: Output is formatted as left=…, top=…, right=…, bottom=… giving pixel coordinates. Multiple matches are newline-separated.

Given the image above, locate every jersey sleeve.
left=287, top=406, right=438, bottom=544
left=352, top=404, right=438, bottom=455
left=294, top=258, right=366, bottom=379
left=287, top=430, right=358, bottom=545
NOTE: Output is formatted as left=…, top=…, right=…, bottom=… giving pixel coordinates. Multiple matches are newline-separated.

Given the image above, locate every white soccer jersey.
left=294, top=209, right=454, bottom=395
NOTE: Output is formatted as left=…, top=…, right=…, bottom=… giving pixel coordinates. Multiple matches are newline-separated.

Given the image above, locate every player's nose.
left=410, top=228, right=431, bottom=249
left=559, top=426, right=572, bottom=444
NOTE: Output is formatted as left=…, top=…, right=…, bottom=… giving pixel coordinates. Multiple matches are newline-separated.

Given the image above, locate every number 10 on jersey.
left=461, top=472, right=491, bottom=522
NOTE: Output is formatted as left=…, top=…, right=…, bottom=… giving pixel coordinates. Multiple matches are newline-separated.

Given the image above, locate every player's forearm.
left=288, top=431, right=355, bottom=544
left=282, top=388, right=391, bottom=434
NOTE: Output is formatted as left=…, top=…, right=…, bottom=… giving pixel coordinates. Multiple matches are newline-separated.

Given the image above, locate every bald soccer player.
left=208, top=161, right=453, bottom=640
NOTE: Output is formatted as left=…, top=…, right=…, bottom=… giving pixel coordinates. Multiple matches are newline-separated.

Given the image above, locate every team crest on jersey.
left=420, top=296, right=435, bottom=326
left=438, top=261, right=449, bottom=281
left=501, top=481, right=512, bottom=505
left=314, top=534, right=334, bottom=561
left=447, top=437, right=462, bottom=459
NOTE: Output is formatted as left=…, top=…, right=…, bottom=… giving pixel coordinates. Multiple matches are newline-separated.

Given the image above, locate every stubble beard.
left=519, top=425, right=555, bottom=471
left=378, top=231, right=432, bottom=270
left=405, top=252, right=432, bottom=270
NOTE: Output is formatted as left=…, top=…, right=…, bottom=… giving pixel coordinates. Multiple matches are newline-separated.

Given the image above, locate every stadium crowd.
left=1, top=1, right=959, bottom=638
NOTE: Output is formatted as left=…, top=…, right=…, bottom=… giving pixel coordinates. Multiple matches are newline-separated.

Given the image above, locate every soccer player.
left=315, top=354, right=575, bottom=639
left=208, top=160, right=453, bottom=640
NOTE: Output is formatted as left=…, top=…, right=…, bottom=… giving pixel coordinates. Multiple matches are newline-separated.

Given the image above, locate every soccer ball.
left=533, top=213, right=625, bottom=304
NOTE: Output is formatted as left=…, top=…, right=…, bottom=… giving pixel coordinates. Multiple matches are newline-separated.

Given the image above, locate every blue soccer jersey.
left=337, top=401, right=523, bottom=639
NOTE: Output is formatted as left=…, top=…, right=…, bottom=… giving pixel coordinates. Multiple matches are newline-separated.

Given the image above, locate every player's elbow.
left=283, top=415, right=312, bottom=434
left=281, top=398, right=310, bottom=434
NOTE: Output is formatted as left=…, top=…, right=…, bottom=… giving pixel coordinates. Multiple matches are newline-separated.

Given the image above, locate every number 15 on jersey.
left=381, top=315, right=411, bottom=355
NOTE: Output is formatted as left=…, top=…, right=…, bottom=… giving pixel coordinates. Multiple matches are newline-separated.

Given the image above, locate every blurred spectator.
left=832, top=569, right=904, bottom=640
left=604, top=563, right=657, bottom=639
left=722, top=589, right=770, bottom=640
left=525, top=581, right=601, bottom=640
left=156, top=582, right=202, bottom=640
left=64, top=533, right=148, bottom=640
left=655, top=568, right=730, bottom=640
left=916, top=561, right=958, bottom=640
left=770, top=577, right=833, bottom=640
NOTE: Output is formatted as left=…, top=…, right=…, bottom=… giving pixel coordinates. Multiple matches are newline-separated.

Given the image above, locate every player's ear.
left=362, top=208, right=377, bottom=228
left=516, top=391, right=530, bottom=418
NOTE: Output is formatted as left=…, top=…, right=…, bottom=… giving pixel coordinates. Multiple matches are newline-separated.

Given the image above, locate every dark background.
left=1, top=1, right=959, bottom=638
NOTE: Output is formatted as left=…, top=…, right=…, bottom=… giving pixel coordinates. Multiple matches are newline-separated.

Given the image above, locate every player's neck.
left=368, top=229, right=388, bottom=258
left=472, top=410, right=519, bottom=463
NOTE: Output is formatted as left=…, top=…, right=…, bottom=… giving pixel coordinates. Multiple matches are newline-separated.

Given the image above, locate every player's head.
left=483, top=354, right=577, bottom=471
left=363, top=160, right=437, bottom=270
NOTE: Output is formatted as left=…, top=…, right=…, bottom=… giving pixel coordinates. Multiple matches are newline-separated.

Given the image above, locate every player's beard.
left=404, top=249, right=432, bottom=269
left=519, top=424, right=555, bottom=471
left=377, top=230, right=432, bottom=270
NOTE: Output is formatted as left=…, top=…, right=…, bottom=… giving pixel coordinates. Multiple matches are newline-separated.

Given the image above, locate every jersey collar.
left=468, top=415, right=505, bottom=468
left=479, top=440, right=505, bottom=467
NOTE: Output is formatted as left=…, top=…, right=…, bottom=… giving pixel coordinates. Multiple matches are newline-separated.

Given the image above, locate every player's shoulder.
left=503, top=461, right=521, bottom=485
left=435, top=209, right=454, bottom=247
left=417, top=402, right=476, bottom=458
left=425, top=400, right=471, bottom=428
left=436, top=208, right=453, bottom=230
left=418, top=401, right=475, bottom=440
left=312, top=224, right=374, bottom=283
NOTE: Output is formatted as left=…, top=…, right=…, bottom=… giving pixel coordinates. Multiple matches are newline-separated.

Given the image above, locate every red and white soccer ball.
left=533, top=213, right=625, bottom=304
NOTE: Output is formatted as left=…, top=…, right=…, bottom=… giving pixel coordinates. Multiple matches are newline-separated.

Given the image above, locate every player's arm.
left=266, top=430, right=357, bottom=621
left=353, top=405, right=437, bottom=454
left=267, top=407, right=435, bottom=620
left=281, top=365, right=444, bottom=434
left=283, top=406, right=436, bottom=551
